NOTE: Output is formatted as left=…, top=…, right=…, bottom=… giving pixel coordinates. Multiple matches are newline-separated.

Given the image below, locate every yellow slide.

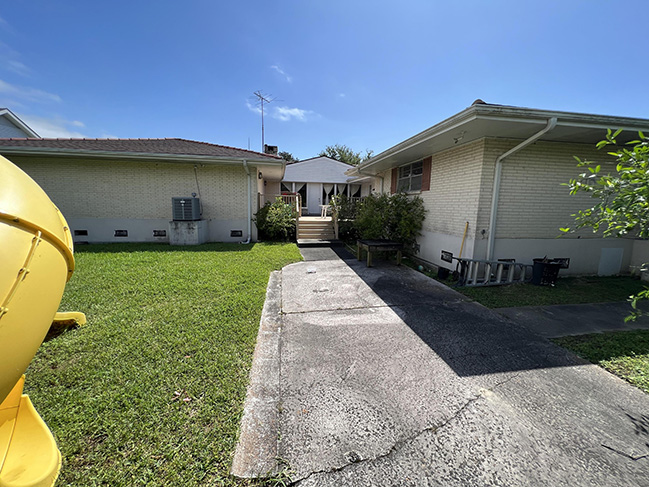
left=0, top=155, right=85, bottom=486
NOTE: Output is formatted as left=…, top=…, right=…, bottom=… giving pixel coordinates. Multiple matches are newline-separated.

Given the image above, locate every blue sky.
left=1, top=1, right=647, bottom=160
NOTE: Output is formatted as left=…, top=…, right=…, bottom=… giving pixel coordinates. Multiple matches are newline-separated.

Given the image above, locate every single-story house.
left=272, top=156, right=371, bottom=215
left=0, top=138, right=285, bottom=244
left=346, top=101, right=649, bottom=276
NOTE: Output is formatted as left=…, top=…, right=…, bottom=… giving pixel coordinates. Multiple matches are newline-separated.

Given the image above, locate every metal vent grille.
left=172, top=197, right=201, bottom=221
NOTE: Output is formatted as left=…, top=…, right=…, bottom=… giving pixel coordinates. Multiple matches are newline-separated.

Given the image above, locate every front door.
left=306, top=183, right=321, bottom=215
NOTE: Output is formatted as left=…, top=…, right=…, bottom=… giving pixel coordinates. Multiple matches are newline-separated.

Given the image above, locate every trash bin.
left=532, top=258, right=562, bottom=285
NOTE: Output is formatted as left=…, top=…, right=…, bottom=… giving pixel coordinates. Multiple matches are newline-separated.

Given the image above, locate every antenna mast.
left=253, top=90, right=274, bottom=151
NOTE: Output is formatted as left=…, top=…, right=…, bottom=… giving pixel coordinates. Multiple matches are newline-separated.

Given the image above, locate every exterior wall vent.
left=153, top=230, right=167, bottom=237
left=114, top=230, right=128, bottom=237
left=74, top=229, right=88, bottom=236
left=230, top=230, right=243, bottom=237
left=172, top=197, right=201, bottom=221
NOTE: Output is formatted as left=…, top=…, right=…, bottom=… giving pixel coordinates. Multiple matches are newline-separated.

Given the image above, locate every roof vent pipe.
left=486, top=117, right=558, bottom=261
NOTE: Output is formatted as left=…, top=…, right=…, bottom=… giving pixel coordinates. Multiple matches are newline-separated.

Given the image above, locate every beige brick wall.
left=485, top=139, right=617, bottom=239
left=8, top=155, right=248, bottom=221
left=379, top=139, right=487, bottom=239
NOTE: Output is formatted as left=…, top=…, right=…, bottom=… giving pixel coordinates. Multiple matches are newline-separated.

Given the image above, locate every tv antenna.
left=252, top=90, right=277, bottom=151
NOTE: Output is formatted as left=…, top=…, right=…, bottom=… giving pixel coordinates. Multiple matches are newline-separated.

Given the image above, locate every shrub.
left=352, top=192, right=426, bottom=251
left=254, top=198, right=297, bottom=241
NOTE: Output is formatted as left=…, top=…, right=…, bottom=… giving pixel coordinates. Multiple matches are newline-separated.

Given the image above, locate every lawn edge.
left=231, top=270, right=283, bottom=478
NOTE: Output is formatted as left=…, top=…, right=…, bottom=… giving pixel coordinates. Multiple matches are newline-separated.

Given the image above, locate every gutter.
left=0, top=147, right=283, bottom=166
left=241, top=160, right=252, bottom=244
left=486, top=117, right=557, bottom=260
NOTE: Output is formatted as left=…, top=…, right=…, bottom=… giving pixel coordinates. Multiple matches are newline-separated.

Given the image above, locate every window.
left=397, top=161, right=423, bottom=192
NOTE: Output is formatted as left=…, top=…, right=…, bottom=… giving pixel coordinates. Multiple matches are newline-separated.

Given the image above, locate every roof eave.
left=356, top=106, right=477, bottom=174
left=0, top=109, right=40, bottom=138
left=356, top=104, right=649, bottom=175
left=0, top=146, right=284, bottom=165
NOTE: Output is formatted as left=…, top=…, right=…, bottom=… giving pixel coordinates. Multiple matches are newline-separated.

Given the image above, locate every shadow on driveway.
left=322, top=246, right=581, bottom=377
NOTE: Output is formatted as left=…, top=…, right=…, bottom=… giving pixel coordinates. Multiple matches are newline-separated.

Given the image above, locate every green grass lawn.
left=24, top=242, right=302, bottom=486
left=553, top=330, right=649, bottom=394
left=455, top=275, right=646, bottom=308
left=400, top=255, right=645, bottom=309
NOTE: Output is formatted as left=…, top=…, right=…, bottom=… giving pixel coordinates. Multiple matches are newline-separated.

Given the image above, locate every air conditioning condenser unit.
left=172, top=197, right=201, bottom=221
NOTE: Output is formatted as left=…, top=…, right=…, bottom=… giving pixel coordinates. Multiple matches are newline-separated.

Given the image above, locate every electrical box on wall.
left=172, top=197, right=201, bottom=221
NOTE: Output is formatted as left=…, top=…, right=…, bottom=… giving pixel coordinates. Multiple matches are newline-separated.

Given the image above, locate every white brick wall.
left=8, top=156, right=248, bottom=221
left=379, top=139, right=487, bottom=239
left=485, top=139, right=618, bottom=240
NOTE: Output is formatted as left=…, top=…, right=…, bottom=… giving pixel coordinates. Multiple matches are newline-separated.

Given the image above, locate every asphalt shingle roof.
left=0, top=138, right=280, bottom=160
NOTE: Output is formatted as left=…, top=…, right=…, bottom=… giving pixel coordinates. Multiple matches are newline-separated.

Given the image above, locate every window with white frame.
left=397, top=160, right=423, bottom=192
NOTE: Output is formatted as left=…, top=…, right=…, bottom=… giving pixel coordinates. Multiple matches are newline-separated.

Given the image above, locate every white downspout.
left=486, top=117, right=558, bottom=261
left=242, top=160, right=252, bottom=244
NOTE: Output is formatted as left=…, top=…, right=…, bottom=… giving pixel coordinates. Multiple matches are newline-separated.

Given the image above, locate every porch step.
left=297, top=217, right=335, bottom=240
left=297, top=232, right=335, bottom=239
left=297, top=239, right=343, bottom=247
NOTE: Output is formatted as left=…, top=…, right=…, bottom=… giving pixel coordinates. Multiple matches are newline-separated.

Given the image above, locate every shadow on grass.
left=74, top=242, right=262, bottom=254
left=43, top=322, right=80, bottom=342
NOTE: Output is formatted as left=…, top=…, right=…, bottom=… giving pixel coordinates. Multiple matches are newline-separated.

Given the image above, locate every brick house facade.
left=347, top=102, right=649, bottom=275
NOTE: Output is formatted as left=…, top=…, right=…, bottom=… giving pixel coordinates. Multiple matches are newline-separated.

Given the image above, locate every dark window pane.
left=411, top=175, right=422, bottom=191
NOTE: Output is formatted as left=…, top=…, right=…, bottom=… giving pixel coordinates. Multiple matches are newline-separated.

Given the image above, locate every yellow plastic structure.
left=0, top=377, right=61, bottom=487
left=0, top=155, right=84, bottom=486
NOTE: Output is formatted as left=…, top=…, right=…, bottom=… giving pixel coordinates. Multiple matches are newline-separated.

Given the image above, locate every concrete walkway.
left=233, top=247, right=649, bottom=486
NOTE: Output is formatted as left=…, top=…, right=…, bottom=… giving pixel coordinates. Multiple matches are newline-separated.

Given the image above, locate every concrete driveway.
left=233, top=248, right=649, bottom=486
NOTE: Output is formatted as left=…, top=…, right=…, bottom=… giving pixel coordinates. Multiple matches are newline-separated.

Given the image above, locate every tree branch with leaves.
left=562, top=129, right=649, bottom=319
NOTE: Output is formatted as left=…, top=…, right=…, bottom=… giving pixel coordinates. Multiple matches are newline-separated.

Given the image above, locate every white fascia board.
left=554, top=119, right=649, bottom=132
left=475, top=105, right=649, bottom=130
left=0, top=109, right=40, bottom=138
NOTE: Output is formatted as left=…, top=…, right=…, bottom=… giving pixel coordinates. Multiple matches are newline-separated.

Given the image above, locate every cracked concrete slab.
left=234, top=249, right=649, bottom=485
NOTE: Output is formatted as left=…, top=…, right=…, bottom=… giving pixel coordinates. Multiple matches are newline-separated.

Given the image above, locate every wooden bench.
left=356, top=239, right=404, bottom=267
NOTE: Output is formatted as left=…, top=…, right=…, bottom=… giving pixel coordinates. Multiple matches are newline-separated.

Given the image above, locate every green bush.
left=350, top=192, right=426, bottom=251
left=254, top=198, right=297, bottom=241
left=330, top=194, right=360, bottom=241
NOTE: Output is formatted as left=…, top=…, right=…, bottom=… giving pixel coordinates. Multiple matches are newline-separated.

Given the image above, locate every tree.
left=278, top=151, right=298, bottom=163
left=318, top=144, right=373, bottom=166
left=562, top=129, right=649, bottom=319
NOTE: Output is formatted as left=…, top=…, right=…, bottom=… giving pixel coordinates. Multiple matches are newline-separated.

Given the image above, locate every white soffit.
left=357, top=107, right=649, bottom=175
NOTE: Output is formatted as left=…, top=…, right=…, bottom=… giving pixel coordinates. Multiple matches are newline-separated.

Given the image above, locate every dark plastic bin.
left=532, top=259, right=562, bottom=285
left=437, top=267, right=450, bottom=279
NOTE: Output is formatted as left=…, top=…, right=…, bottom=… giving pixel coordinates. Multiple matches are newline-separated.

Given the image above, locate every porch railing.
left=258, top=193, right=302, bottom=217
